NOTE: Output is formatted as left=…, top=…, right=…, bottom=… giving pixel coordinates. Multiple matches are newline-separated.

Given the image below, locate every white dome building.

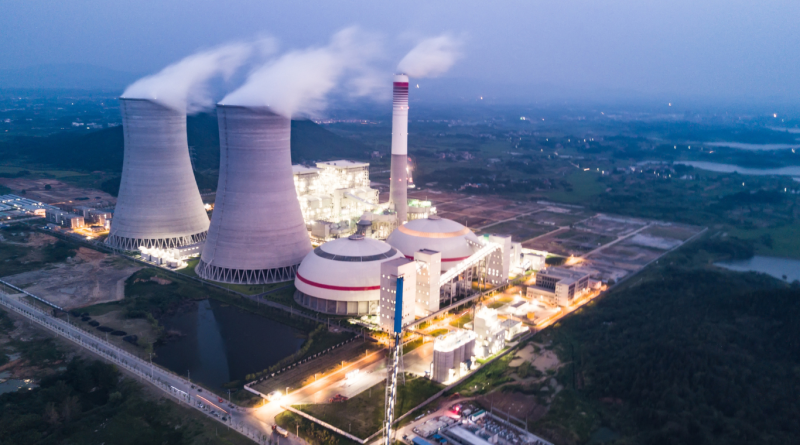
left=295, top=234, right=404, bottom=315
left=386, top=215, right=480, bottom=270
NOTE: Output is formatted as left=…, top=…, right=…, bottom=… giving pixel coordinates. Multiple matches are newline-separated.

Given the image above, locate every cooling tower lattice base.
left=106, top=231, right=207, bottom=251
left=195, top=260, right=298, bottom=285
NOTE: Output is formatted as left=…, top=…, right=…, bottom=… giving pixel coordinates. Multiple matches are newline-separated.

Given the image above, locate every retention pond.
left=153, top=299, right=305, bottom=390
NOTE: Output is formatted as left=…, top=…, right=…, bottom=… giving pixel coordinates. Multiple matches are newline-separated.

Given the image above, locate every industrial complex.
left=3, top=70, right=694, bottom=445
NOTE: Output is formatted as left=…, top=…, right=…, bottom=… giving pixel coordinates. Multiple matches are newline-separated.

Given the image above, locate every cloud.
left=397, top=34, right=462, bottom=78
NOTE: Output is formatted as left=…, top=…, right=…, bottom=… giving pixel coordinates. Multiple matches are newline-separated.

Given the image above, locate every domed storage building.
left=386, top=215, right=479, bottom=270
left=294, top=234, right=404, bottom=315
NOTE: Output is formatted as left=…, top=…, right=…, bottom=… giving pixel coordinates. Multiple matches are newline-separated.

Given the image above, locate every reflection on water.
left=0, top=371, right=37, bottom=394
left=676, top=161, right=800, bottom=177
left=154, top=299, right=304, bottom=389
left=715, top=255, right=800, bottom=282
left=703, top=142, right=800, bottom=151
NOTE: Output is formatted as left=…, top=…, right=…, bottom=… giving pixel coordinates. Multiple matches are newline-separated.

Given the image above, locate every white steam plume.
left=221, top=27, right=382, bottom=117
left=397, top=35, right=461, bottom=78
left=122, top=39, right=274, bottom=113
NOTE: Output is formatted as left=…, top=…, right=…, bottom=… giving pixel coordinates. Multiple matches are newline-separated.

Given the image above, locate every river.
left=153, top=299, right=305, bottom=390
left=715, top=255, right=800, bottom=282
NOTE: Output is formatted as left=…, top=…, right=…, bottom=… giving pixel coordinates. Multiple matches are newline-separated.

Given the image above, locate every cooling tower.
left=390, top=74, right=409, bottom=224
left=195, top=105, right=312, bottom=284
left=106, top=98, right=209, bottom=251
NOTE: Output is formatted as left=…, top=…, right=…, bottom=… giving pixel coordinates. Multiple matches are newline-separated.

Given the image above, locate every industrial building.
left=45, top=208, right=85, bottom=229
left=106, top=98, right=209, bottom=251
left=378, top=257, right=416, bottom=332
left=294, top=234, right=404, bottom=315
left=197, top=105, right=312, bottom=284
left=472, top=307, right=506, bottom=358
left=527, top=267, right=591, bottom=307
left=293, top=161, right=380, bottom=234
left=431, top=329, right=477, bottom=383
left=413, top=249, right=442, bottom=316
left=387, top=215, right=480, bottom=271
left=0, top=195, right=56, bottom=216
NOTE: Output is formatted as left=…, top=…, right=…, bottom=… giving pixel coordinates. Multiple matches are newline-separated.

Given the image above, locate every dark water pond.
left=153, top=299, right=304, bottom=389
left=715, top=255, right=800, bottom=282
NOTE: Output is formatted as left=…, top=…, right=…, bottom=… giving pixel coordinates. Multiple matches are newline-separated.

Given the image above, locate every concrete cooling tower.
left=390, top=73, right=409, bottom=224
left=196, top=105, right=312, bottom=284
left=106, top=98, right=209, bottom=251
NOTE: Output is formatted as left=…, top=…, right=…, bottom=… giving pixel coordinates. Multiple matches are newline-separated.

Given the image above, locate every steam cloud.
left=221, top=27, right=381, bottom=117
left=397, top=35, right=461, bottom=78
left=122, top=40, right=274, bottom=113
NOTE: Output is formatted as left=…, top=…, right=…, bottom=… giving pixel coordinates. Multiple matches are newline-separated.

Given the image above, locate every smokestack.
left=390, top=73, right=409, bottom=224
left=106, top=98, right=209, bottom=250
left=196, top=105, right=312, bottom=284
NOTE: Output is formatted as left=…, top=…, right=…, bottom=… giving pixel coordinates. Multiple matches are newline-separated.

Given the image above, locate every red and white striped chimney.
left=390, top=74, right=409, bottom=224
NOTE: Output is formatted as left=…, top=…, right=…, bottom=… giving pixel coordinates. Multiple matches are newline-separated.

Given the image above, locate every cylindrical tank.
left=196, top=105, right=312, bottom=284
left=105, top=98, right=209, bottom=251
left=390, top=74, right=409, bottom=224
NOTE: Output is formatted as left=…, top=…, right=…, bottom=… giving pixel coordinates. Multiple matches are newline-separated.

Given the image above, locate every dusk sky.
left=3, top=0, right=799, bottom=102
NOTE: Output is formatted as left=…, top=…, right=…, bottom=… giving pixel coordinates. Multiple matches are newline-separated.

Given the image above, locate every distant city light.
left=773, top=113, right=778, bottom=118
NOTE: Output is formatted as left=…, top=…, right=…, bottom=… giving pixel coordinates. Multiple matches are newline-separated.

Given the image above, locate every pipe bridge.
left=438, top=239, right=501, bottom=287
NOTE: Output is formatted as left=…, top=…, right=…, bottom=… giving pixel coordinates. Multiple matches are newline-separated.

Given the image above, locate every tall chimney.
left=106, top=98, right=209, bottom=251
left=390, top=73, right=409, bottom=224
left=196, top=105, right=312, bottom=284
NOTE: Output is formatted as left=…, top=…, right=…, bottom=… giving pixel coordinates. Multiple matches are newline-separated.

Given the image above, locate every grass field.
left=295, top=374, right=443, bottom=439
left=543, top=171, right=605, bottom=204
left=0, top=165, right=90, bottom=178
left=730, top=221, right=800, bottom=259
left=449, top=311, right=473, bottom=328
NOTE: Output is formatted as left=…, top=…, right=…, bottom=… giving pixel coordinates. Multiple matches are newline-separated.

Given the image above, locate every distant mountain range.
left=0, top=63, right=139, bottom=90
left=0, top=113, right=371, bottom=194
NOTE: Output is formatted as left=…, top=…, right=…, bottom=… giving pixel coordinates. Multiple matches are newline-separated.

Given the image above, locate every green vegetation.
left=527, top=237, right=800, bottom=445
left=428, top=328, right=449, bottom=337
left=276, top=410, right=359, bottom=445
left=449, top=311, right=472, bottom=328
left=544, top=171, right=605, bottom=203
left=402, top=337, right=424, bottom=354
left=295, top=374, right=443, bottom=439
left=730, top=220, right=800, bottom=258
left=0, top=115, right=369, bottom=180
left=447, top=353, right=515, bottom=397
left=0, top=305, right=250, bottom=445
left=0, top=357, right=251, bottom=445
left=245, top=324, right=353, bottom=382
left=0, top=231, right=77, bottom=277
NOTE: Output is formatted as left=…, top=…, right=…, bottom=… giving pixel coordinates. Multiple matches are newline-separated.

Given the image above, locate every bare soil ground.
left=3, top=247, right=141, bottom=309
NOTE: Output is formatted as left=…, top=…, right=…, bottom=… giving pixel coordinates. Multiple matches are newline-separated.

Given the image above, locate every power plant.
left=196, top=105, right=313, bottom=284
left=106, top=98, right=209, bottom=251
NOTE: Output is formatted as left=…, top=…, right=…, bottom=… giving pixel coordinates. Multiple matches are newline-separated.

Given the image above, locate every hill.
left=0, top=112, right=371, bottom=194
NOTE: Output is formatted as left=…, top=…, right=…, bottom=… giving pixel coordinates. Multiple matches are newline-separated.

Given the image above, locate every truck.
left=272, top=425, right=289, bottom=437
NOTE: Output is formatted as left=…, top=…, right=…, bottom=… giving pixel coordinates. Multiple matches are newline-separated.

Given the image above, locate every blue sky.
left=2, top=0, right=799, bottom=102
